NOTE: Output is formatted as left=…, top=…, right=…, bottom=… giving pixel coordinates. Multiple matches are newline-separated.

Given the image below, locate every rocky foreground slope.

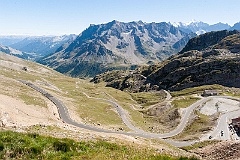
left=39, top=20, right=196, bottom=77
left=192, top=141, right=240, bottom=160
left=92, top=30, right=240, bottom=92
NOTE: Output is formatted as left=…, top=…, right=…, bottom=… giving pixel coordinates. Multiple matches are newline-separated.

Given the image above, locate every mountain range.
left=92, top=30, right=240, bottom=91
left=171, top=20, right=231, bottom=35
left=38, top=20, right=240, bottom=77
left=38, top=20, right=197, bottom=77
left=0, top=35, right=76, bottom=59
left=1, top=20, right=240, bottom=77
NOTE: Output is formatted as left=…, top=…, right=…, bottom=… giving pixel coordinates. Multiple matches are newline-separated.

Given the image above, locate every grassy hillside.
left=0, top=51, right=179, bottom=133
left=0, top=52, right=137, bottom=130
left=0, top=131, right=198, bottom=160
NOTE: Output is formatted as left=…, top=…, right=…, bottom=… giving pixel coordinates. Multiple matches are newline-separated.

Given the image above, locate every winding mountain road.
left=19, top=80, right=240, bottom=147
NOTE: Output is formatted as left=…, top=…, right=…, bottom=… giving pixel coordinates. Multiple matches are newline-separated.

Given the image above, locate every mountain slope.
left=39, top=20, right=196, bottom=77
left=180, top=30, right=239, bottom=53
left=92, top=30, right=240, bottom=92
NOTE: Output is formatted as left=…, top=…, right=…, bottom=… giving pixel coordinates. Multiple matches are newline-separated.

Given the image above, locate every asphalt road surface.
left=201, top=104, right=240, bottom=141
left=19, top=80, right=240, bottom=147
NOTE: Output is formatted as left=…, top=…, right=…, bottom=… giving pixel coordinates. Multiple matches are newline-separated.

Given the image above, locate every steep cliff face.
left=39, top=20, right=195, bottom=77
left=92, top=31, right=240, bottom=92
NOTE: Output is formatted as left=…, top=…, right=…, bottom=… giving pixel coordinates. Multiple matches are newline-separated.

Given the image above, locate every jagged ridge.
left=39, top=20, right=196, bottom=77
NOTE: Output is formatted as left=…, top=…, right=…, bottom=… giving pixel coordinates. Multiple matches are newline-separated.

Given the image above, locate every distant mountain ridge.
left=1, top=20, right=239, bottom=78
left=171, top=20, right=231, bottom=35
left=39, top=20, right=196, bottom=77
left=230, top=22, right=240, bottom=30
left=0, top=35, right=27, bottom=46
left=8, top=35, right=76, bottom=57
left=0, top=44, right=38, bottom=60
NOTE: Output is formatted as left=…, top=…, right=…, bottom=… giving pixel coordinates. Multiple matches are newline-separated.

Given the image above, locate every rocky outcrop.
left=194, top=141, right=240, bottom=160
left=180, top=30, right=239, bottom=53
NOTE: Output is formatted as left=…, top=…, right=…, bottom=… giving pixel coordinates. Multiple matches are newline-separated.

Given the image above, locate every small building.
left=202, top=90, right=219, bottom=97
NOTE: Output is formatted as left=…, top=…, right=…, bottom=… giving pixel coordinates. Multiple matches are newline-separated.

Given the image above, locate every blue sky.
left=0, top=0, right=239, bottom=35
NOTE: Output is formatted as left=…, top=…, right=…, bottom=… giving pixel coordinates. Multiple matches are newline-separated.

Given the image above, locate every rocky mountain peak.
left=39, top=20, right=195, bottom=77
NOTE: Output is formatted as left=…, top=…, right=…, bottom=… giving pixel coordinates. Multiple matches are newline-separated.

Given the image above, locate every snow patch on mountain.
left=196, top=30, right=206, bottom=35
